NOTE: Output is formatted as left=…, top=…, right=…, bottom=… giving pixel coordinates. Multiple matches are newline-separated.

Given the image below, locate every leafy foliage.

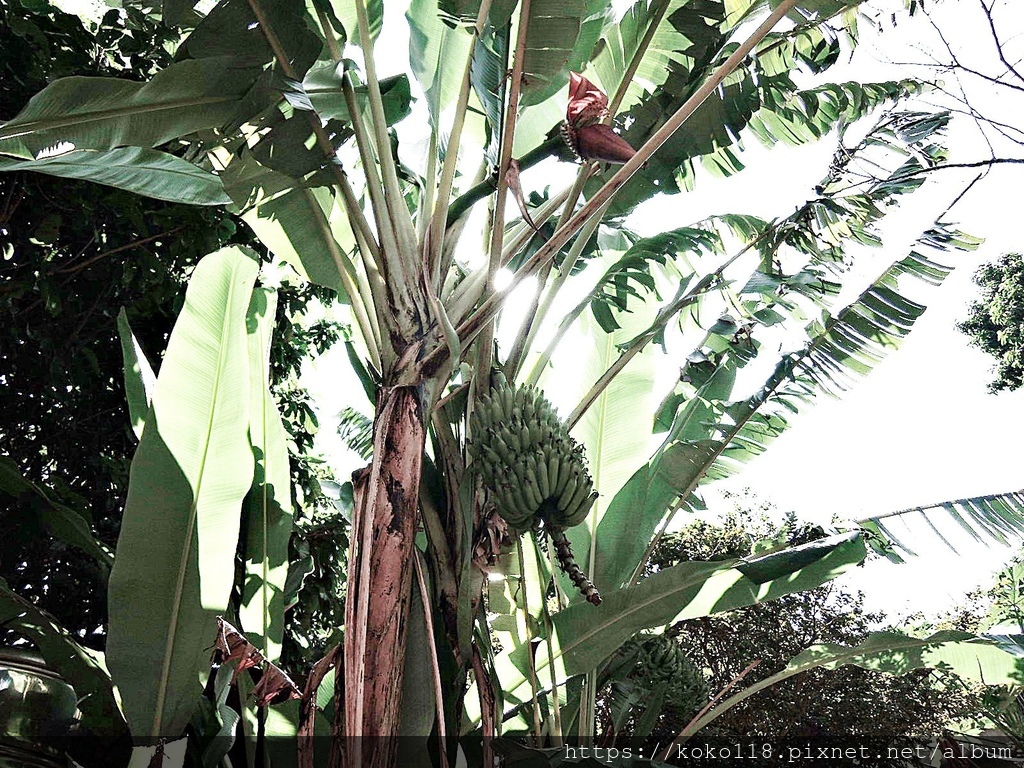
left=0, top=0, right=344, bottom=660
left=0, top=0, right=244, bottom=648
left=0, top=0, right=1011, bottom=763
left=959, top=253, right=1024, bottom=393
left=622, top=506, right=981, bottom=762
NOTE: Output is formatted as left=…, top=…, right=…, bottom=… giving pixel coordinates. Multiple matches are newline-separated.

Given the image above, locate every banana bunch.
left=470, top=382, right=597, bottom=532
left=624, top=634, right=708, bottom=713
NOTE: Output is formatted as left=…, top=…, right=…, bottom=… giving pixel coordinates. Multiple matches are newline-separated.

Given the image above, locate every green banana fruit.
left=469, top=379, right=600, bottom=600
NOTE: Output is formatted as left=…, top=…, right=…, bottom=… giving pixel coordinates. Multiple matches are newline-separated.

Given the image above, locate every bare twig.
left=53, top=226, right=186, bottom=275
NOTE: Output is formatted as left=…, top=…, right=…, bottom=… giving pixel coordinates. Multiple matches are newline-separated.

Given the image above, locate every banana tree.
left=0, top=0, right=1004, bottom=765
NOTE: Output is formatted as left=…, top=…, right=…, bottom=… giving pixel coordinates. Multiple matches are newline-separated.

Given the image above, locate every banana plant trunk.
left=343, top=385, right=426, bottom=768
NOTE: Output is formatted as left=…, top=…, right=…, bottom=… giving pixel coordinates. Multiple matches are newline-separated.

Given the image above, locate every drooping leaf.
left=0, top=457, right=114, bottom=569
left=106, top=246, right=259, bottom=744
left=297, top=64, right=414, bottom=126
left=0, top=58, right=260, bottom=156
left=748, top=79, right=924, bottom=149
left=238, top=289, right=294, bottom=664
left=117, top=308, right=157, bottom=441
left=684, top=630, right=1024, bottom=738
left=228, top=172, right=354, bottom=298
left=246, top=108, right=353, bottom=181
left=213, top=618, right=302, bottom=705
left=860, top=490, right=1024, bottom=561
left=496, top=532, right=865, bottom=706
left=0, top=148, right=232, bottom=206
left=589, top=225, right=721, bottom=332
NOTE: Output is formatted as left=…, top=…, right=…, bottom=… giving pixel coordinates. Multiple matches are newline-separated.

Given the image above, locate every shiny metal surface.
left=0, top=648, right=79, bottom=767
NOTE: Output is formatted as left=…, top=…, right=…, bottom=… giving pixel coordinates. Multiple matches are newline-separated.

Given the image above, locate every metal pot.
left=0, top=648, right=79, bottom=768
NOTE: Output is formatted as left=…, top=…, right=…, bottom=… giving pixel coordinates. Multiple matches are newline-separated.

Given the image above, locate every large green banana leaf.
left=238, top=288, right=293, bottom=663
left=579, top=360, right=737, bottom=595
left=542, top=293, right=659, bottom=600
left=326, top=0, right=385, bottom=44
left=0, top=147, right=231, bottom=205
left=117, top=308, right=157, bottom=441
left=520, top=0, right=610, bottom=106
left=491, top=532, right=865, bottom=713
left=0, top=58, right=259, bottom=155
left=106, top=246, right=259, bottom=745
left=407, top=0, right=474, bottom=128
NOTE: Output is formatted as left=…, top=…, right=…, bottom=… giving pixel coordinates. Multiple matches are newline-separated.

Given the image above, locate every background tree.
left=958, top=253, right=1024, bottom=393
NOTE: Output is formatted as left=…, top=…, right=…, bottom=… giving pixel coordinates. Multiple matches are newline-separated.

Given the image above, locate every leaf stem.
left=445, top=135, right=567, bottom=227
left=412, top=552, right=450, bottom=768
left=534, top=540, right=563, bottom=746
left=427, top=0, right=497, bottom=278
left=445, top=187, right=572, bottom=326
left=476, top=0, right=533, bottom=391
left=245, top=0, right=381, bottom=266
left=341, top=71, right=403, bottom=279
left=660, top=660, right=761, bottom=756
left=510, top=200, right=608, bottom=381
left=517, top=537, right=545, bottom=741
left=352, top=0, right=418, bottom=264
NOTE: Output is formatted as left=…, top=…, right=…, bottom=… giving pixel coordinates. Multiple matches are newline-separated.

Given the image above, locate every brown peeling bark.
left=343, top=386, right=426, bottom=768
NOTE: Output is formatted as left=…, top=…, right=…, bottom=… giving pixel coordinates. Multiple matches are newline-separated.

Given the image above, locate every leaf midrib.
left=152, top=264, right=244, bottom=739
left=0, top=95, right=239, bottom=142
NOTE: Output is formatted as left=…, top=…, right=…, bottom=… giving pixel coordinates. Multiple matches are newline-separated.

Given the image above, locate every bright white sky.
left=653, top=0, right=1024, bottom=619
left=297, top=0, right=1024, bottom=620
